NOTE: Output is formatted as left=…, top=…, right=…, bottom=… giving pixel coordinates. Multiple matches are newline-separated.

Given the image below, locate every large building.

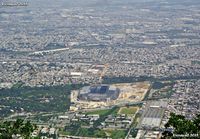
left=137, top=101, right=168, bottom=129
left=78, top=85, right=120, bottom=102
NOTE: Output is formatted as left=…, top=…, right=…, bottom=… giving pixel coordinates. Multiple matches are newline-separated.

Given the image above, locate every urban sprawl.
left=0, top=0, right=200, bottom=138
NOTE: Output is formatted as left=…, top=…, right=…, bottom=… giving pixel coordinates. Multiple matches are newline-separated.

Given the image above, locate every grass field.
left=118, top=106, right=138, bottom=115
left=105, top=129, right=127, bottom=139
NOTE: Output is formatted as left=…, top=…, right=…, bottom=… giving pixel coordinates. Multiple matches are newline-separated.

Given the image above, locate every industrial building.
left=137, top=101, right=168, bottom=129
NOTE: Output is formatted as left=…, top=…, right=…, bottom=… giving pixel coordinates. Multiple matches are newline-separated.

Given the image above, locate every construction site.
left=70, top=82, right=150, bottom=111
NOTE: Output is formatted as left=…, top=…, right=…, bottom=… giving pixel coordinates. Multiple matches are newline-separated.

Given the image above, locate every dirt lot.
left=112, top=82, right=150, bottom=102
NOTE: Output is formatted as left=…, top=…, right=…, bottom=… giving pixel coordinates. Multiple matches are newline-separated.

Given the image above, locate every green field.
left=62, top=126, right=127, bottom=139
left=61, top=125, right=107, bottom=138
left=118, top=106, right=138, bottom=115
left=105, top=130, right=127, bottom=139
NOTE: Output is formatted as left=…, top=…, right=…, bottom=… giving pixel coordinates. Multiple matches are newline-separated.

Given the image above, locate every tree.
left=21, top=121, right=35, bottom=138
left=194, top=114, right=200, bottom=130
left=162, top=113, right=200, bottom=139
left=0, top=119, right=37, bottom=139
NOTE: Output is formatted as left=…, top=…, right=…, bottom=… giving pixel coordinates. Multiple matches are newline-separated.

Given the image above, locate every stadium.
left=78, top=85, right=120, bottom=102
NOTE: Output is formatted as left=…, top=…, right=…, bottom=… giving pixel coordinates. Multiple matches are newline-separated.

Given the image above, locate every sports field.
left=118, top=106, right=138, bottom=115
